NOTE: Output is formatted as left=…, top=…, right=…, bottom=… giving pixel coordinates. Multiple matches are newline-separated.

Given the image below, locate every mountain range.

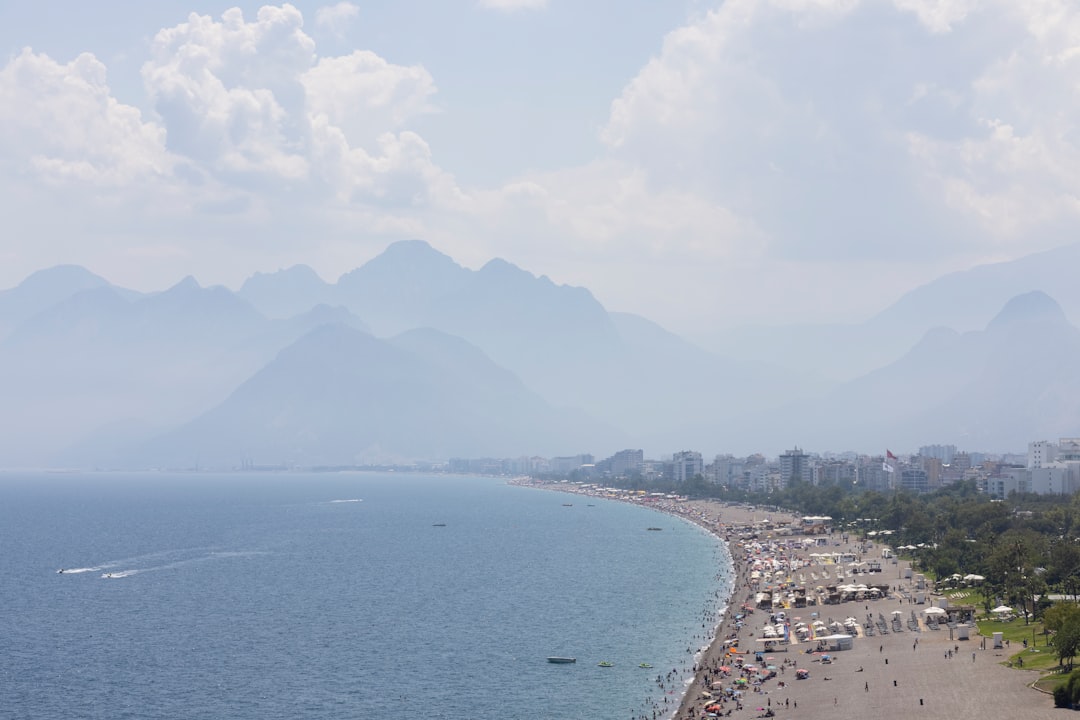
left=0, top=240, right=1077, bottom=469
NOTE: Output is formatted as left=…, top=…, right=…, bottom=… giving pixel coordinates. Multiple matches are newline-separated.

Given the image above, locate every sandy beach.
left=514, top=480, right=1059, bottom=720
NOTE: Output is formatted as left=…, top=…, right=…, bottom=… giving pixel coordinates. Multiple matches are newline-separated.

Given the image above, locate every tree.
left=1055, top=619, right=1080, bottom=670
left=1044, top=603, right=1080, bottom=634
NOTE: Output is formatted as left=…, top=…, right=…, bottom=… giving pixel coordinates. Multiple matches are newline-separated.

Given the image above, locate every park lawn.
left=977, top=616, right=1068, bottom=689
left=977, top=616, right=1048, bottom=651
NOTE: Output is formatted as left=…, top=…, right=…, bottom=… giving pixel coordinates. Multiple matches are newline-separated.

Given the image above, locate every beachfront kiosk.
left=816, top=634, right=854, bottom=652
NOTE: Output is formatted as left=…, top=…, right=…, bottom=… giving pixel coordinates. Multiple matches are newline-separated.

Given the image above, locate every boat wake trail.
left=60, top=547, right=267, bottom=580
left=328, top=499, right=363, bottom=504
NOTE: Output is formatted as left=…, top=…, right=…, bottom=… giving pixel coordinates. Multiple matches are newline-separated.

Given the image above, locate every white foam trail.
left=57, top=567, right=100, bottom=574
left=329, top=499, right=362, bottom=503
left=97, top=549, right=267, bottom=578
left=101, top=570, right=139, bottom=579
left=97, top=547, right=213, bottom=570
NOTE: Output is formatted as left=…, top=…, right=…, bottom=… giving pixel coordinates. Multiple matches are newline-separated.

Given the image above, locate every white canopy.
left=964, top=574, right=985, bottom=582
left=923, top=607, right=947, bottom=615
left=992, top=605, right=1013, bottom=614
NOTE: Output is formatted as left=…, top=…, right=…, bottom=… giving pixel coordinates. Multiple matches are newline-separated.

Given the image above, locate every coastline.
left=511, top=479, right=1059, bottom=719
left=509, top=478, right=794, bottom=720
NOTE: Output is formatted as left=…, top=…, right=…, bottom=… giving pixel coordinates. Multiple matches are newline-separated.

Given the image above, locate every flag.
left=882, top=461, right=894, bottom=473
left=887, top=449, right=897, bottom=460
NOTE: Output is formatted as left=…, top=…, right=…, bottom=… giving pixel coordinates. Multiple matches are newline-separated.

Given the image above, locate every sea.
left=0, top=472, right=733, bottom=720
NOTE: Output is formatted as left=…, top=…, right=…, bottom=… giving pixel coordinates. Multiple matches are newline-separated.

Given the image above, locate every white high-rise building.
left=671, top=451, right=703, bottom=483
left=1029, top=440, right=1056, bottom=469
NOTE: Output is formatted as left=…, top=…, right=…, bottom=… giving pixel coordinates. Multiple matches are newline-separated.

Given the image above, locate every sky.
left=2, top=0, right=1079, bottom=336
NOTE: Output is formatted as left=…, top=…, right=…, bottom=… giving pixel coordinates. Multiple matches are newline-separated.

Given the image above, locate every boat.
left=562, top=503, right=573, bottom=507
left=639, top=663, right=653, bottom=668
left=598, top=661, right=614, bottom=667
left=647, top=527, right=662, bottom=531
left=432, top=523, right=446, bottom=527
left=547, top=657, right=576, bottom=664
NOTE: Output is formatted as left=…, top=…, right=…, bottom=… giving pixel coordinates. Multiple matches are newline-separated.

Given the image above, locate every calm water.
left=0, top=472, right=732, bottom=720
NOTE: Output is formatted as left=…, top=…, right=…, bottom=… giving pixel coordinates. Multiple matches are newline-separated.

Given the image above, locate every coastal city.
left=450, top=437, right=1080, bottom=498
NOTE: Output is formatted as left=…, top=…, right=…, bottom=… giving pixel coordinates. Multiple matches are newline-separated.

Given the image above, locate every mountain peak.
left=167, top=276, right=202, bottom=293
left=357, top=239, right=459, bottom=274
left=242, top=264, right=323, bottom=289
left=11, top=265, right=109, bottom=294
left=986, top=291, right=1069, bottom=331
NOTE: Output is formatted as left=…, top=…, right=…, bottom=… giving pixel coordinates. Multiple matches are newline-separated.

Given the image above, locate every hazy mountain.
left=0, top=278, right=372, bottom=467
left=125, top=324, right=622, bottom=468
left=335, top=239, right=471, bottom=336
left=237, top=264, right=333, bottom=320
left=6, top=240, right=1078, bottom=468
left=761, top=291, right=1080, bottom=453
left=0, top=265, right=114, bottom=341
left=716, top=242, right=1080, bottom=384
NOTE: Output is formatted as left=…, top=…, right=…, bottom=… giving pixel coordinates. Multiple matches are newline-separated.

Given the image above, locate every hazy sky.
left=2, top=0, right=1077, bottom=335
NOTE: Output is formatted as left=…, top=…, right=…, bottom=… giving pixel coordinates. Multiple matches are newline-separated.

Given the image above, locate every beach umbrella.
left=891, top=610, right=903, bottom=615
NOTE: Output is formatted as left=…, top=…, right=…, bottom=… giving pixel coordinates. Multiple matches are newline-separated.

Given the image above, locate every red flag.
left=887, top=450, right=897, bottom=460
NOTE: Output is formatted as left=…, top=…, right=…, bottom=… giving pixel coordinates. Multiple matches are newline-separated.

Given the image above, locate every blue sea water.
left=0, top=472, right=732, bottom=720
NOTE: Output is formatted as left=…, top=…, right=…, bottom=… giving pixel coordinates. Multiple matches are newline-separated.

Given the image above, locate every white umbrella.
left=992, top=605, right=1013, bottom=614
left=924, top=607, right=947, bottom=615
left=963, top=573, right=985, bottom=581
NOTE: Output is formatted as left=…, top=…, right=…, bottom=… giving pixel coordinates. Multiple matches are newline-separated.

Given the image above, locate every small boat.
left=562, top=503, right=573, bottom=507
left=432, top=523, right=446, bottom=527
left=598, top=661, right=614, bottom=667
left=547, top=657, right=576, bottom=664
left=647, top=527, right=662, bottom=531
left=639, top=663, right=653, bottom=669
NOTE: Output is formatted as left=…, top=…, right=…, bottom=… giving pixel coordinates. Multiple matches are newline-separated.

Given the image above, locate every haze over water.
left=2, top=472, right=731, bottom=719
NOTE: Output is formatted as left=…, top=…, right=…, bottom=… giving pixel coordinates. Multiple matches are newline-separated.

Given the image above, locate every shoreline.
left=511, top=479, right=1059, bottom=719
left=509, top=479, right=794, bottom=720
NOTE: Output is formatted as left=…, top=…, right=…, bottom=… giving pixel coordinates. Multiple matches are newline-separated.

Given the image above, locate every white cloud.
left=0, top=49, right=169, bottom=186
left=135, top=4, right=451, bottom=203
left=476, top=0, right=549, bottom=11
left=302, top=51, right=437, bottom=150
left=315, top=2, right=360, bottom=37
left=892, top=0, right=978, bottom=33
